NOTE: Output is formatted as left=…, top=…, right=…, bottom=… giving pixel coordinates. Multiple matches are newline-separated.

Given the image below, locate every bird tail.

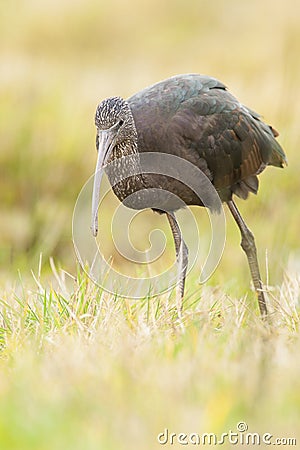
left=269, top=139, right=288, bottom=168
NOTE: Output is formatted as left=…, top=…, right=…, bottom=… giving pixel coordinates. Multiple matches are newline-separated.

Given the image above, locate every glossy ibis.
left=91, top=74, right=287, bottom=316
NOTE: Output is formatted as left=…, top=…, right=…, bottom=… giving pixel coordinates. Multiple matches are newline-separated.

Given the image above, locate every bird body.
left=127, top=74, right=286, bottom=203
left=92, top=74, right=287, bottom=316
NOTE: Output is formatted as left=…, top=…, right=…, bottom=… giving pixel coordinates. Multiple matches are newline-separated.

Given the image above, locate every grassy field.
left=1, top=0, right=300, bottom=448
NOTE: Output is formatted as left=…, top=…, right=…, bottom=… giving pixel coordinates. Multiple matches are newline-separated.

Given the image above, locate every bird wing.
left=129, top=75, right=286, bottom=201
left=168, top=87, right=286, bottom=199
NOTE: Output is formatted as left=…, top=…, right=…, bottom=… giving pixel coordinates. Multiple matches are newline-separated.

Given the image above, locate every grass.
left=0, top=262, right=300, bottom=449
left=1, top=0, right=300, bottom=448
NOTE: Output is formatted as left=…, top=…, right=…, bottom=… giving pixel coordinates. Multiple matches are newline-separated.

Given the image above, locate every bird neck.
left=112, top=140, right=138, bottom=159
left=108, top=113, right=141, bottom=173
left=105, top=113, right=145, bottom=192
left=105, top=136, right=144, bottom=190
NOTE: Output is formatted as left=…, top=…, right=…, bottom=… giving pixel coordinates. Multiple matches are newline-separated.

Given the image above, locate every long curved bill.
left=91, top=130, right=115, bottom=237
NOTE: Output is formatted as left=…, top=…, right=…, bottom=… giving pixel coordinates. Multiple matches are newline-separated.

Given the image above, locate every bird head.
left=91, top=96, right=136, bottom=237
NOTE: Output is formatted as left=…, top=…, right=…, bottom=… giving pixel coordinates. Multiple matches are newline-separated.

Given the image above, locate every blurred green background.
left=1, top=0, right=299, bottom=290
left=1, top=2, right=300, bottom=450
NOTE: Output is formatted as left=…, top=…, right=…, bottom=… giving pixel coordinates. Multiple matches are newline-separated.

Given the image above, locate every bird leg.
left=166, top=212, right=189, bottom=314
left=227, top=200, right=268, bottom=317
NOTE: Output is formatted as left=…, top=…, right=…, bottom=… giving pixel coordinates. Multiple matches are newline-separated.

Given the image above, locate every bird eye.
left=118, top=119, right=124, bottom=126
